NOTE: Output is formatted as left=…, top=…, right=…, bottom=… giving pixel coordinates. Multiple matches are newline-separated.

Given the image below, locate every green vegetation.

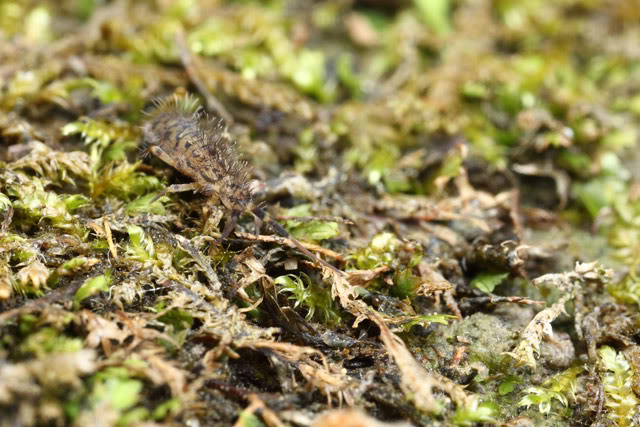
left=1, top=0, right=640, bottom=425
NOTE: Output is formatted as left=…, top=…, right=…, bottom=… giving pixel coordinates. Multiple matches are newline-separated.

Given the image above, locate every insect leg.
left=214, top=210, right=240, bottom=246
left=151, top=183, right=200, bottom=203
left=250, top=206, right=265, bottom=236
left=146, top=145, right=179, bottom=170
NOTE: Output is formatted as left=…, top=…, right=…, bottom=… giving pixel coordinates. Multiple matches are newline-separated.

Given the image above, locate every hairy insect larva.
left=142, top=93, right=343, bottom=275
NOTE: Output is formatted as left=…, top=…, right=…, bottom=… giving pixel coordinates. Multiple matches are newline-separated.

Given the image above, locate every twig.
left=274, top=215, right=354, bottom=225
left=103, top=216, right=118, bottom=260
left=234, top=231, right=345, bottom=262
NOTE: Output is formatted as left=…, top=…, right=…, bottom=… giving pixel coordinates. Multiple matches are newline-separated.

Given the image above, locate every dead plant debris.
left=1, top=1, right=640, bottom=426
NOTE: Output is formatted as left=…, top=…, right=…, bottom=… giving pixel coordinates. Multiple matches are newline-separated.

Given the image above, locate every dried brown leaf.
left=322, top=266, right=475, bottom=412
left=507, top=262, right=614, bottom=369
left=417, top=262, right=453, bottom=296
left=16, top=260, right=50, bottom=291
left=80, top=310, right=130, bottom=352
left=345, top=266, right=391, bottom=287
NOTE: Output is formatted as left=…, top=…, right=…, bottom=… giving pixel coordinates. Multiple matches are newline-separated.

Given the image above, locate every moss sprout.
left=275, top=273, right=341, bottom=325
left=598, top=346, right=639, bottom=426
left=518, top=365, right=582, bottom=414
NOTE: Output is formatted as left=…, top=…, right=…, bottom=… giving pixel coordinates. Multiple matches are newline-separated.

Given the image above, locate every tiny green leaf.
left=392, top=269, right=421, bottom=298
left=401, top=314, right=457, bottom=332
left=117, top=407, right=149, bottom=426
left=498, top=376, right=521, bottom=395
left=126, top=192, right=168, bottom=215
left=283, top=204, right=340, bottom=241
left=152, top=398, right=181, bottom=420
left=101, top=378, right=142, bottom=410
left=63, top=194, right=90, bottom=211
left=126, top=225, right=155, bottom=261
left=452, top=401, right=495, bottom=426
left=462, top=81, right=489, bottom=100
left=74, top=273, right=111, bottom=304
left=290, top=221, right=339, bottom=241
left=470, top=272, right=509, bottom=293
left=235, top=411, right=265, bottom=427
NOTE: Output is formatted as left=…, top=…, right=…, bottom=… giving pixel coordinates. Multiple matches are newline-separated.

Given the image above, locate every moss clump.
left=2, top=0, right=640, bottom=426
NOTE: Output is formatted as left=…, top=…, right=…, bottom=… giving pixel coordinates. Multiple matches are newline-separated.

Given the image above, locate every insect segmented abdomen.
left=197, top=119, right=251, bottom=182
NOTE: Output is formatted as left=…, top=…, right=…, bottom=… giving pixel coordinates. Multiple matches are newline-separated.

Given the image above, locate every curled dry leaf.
left=322, top=265, right=475, bottom=412
left=241, top=339, right=362, bottom=406
left=235, top=394, right=287, bottom=427
left=507, top=262, right=614, bottom=369
left=16, top=260, right=50, bottom=291
left=345, top=266, right=392, bottom=287
left=142, top=349, right=189, bottom=397
left=417, top=262, right=453, bottom=296
left=80, top=310, right=131, bottom=352
left=505, top=292, right=573, bottom=370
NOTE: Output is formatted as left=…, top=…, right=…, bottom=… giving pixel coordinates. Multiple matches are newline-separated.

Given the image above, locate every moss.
left=274, top=273, right=341, bottom=325
left=598, top=346, right=639, bottom=426
left=518, top=365, right=582, bottom=415
left=2, top=0, right=640, bottom=425
left=74, top=273, right=112, bottom=306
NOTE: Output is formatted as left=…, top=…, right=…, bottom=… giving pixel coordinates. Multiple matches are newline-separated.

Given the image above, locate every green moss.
left=61, top=118, right=138, bottom=171
left=414, top=0, right=451, bottom=34
left=125, top=225, right=155, bottom=263
left=5, top=174, right=88, bottom=234
left=126, top=192, right=169, bottom=215
left=48, top=256, right=100, bottom=286
left=608, top=274, right=640, bottom=305
left=2, top=0, right=640, bottom=425
left=451, top=401, right=495, bottom=426
left=74, top=273, right=112, bottom=306
left=89, top=367, right=144, bottom=416
left=275, top=273, right=341, bottom=325
left=282, top=204, right=340, bottom=242
left=349, top=232, right=402, bottom=270
left=598, top=346, right=639, bottom=426
left=156, top=306, right=194, bottom=349
left=391, top=269, right=421, bottom=298
left=518, top=365, right=582, bottom=414
left=470, top=272, right=509, bottom=294
left=20, top=327, right=83, bottom=358
left=91, top=161, right=162, bottom=200
left=400, top=314, right=456, bottom=333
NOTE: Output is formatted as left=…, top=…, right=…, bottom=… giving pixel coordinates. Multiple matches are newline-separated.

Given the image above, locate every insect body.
left=142, top=95, right=253, bottom=240
left=142, top=94, right=342, bottom=274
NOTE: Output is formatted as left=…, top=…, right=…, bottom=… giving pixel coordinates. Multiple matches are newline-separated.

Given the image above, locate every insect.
left=141, top=93, right=342, bottom=274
